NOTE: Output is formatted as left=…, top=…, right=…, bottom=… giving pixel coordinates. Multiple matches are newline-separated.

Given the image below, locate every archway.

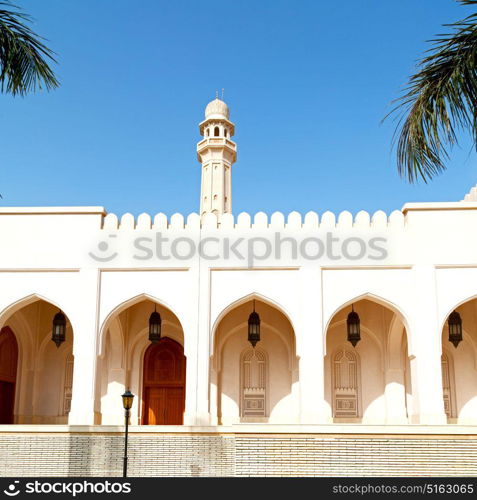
left=0, top=328, right=18, bottom=424
left=441, top=298, right=477, bottom=423
left=211, top=296, right=299, bottom=425
left=142, top=338, right=186, bottom=425
left=0, top=297, right=74, bottom=424
left=325, top=297, right=411, bottom=424
left=97, top=295, right=185, bottom=425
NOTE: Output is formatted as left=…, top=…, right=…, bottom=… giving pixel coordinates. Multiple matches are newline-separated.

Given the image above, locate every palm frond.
left=385, top=0, right=477, bottom=183
left=0, top=0, right=58, bottom=96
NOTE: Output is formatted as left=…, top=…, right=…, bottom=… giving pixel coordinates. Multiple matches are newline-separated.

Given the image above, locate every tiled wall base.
left=0, top=433, right=476, bottom=477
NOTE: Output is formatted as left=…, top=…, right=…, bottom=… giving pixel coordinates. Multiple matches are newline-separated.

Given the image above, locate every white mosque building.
left=1, top=98, right=477, bottom=476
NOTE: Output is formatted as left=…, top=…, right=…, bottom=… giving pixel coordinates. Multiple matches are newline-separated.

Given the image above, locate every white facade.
left=1, top=99, right=477, bottom=430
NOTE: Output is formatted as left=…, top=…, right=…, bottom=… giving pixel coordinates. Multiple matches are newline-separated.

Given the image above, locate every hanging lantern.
left=248, top=301, right=260, bottom=348
left=148, top=307, right=161, bottom=344
left=52, top=310, right=66, bottom=348
left=448, top=310, right=462, bottom=348
left=347, top=305, right=360, bottom=347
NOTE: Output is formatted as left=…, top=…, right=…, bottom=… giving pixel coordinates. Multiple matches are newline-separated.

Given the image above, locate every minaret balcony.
left=196, top=137, right=237, bottom=161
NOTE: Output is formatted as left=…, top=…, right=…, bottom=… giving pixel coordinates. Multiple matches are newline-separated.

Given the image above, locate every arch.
left=0, top=297, right=74, bottom=424
left=99, top=293, right=184, bottom=356
left=0, top=293, right=72, bottom=331
left=439, top=294, right=477, bottom=339
left=440, top=298, right=477, bottom=423
left=97, top=295, right=185, bottom=425
left=212, top=294, right=298, bottom=424
left=0, top=327, right=18, bottom=424
left=325, top=296, right=411, bottom=424
left=214, top=126, right=220, bottom=137
left=211, top=292, right=296, bottom=348
left=142, top=337, right=186, bottom=425
left=324, top=292, right=411, bottom=356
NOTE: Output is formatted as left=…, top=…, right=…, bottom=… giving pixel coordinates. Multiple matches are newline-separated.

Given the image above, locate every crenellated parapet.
left=101, top=210, right=407, bottom=230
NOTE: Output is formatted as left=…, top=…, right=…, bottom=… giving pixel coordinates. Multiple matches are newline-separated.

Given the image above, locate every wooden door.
left=0, top=327, right=18, bottom=424
left=142, top=338, right=185, bottom=425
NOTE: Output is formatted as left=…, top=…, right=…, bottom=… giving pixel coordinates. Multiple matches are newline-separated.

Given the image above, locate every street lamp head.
left=121, top=390, right=134, bottom=411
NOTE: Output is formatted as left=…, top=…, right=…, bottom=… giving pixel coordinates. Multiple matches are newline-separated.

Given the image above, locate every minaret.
left=197, top=97, right=237, bottom=217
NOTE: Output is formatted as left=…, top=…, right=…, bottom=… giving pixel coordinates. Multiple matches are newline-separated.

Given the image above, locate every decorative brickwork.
left=1, top=432, right=476, bottom=477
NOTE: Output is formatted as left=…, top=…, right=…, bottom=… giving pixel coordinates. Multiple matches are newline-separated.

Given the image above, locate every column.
left=193, top=260, right=212, bottom=425
left=68, top=268, right=100, bottom=425
left=408, top=264, right=446, bottom=425
left=298, top=267, right=331, bottom=423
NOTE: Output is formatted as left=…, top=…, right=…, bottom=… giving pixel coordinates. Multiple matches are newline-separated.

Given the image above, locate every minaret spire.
left=197, top=97, right=237, bottom=217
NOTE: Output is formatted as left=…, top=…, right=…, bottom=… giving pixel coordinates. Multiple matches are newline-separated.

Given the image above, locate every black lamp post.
left=248, top=300, right=260, bottom=348
left=448, top=310, right=463, bottom=348
left=347, top=305, right=361, bottom=347
left=121, top=390, right=134, bottom=478
left=52, top=310, right=66, bottom=348
left=148, top=306, right=161, bottom=344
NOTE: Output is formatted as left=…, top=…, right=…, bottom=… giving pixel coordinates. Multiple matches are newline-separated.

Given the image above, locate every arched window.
left=332, top=348, right=359, bottom=418
left=214, top=126, right=220, bottom=137
left=441, top=352, right=455, bottom=418
left=224, top=129, right=228, bottom=137
left=206, top=128, right=210, bottom=137
left=241, top=348, right=267, bottom=418
left=62, top=354, right=74, bottom=416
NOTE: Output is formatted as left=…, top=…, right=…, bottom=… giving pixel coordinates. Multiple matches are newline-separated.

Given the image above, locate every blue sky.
left=0, top=0, right=475, bottom=216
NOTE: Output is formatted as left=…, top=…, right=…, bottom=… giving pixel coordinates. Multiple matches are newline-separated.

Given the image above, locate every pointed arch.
left=0, top=293, right=72, bottom=331
left=211, top=292, right=296, bottom=348
left=324, top=292, right=412, bottom=356
left=439, top=293, right=477, bottom=334
left=99, top=293, right=184, bottom=356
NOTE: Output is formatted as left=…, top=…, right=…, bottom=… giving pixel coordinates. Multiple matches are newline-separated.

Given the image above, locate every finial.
left=221, top=88, right=224, bottom=100
left=215, top=90, right=218, bottom=99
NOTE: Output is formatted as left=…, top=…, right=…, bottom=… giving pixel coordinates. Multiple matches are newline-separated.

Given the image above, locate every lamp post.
left=121, top=390, right=134, bottom=478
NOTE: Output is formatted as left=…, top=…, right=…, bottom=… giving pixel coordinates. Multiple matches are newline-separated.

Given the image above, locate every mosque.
left=0, top=98, right=477, bottom=476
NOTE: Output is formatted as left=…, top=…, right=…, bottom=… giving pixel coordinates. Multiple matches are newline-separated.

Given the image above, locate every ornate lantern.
left=52, top=310, right=66, bottom=348
left=448, top=310, right=462, bottom=348
left=347, top=305, right=360, bottom=347
left=148, top=306, right=161, bottom=344
left=248, top=301, right=260, bottom=348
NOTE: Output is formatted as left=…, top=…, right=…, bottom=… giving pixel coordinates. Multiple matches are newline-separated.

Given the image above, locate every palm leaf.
left=0, top=0, right=58, bottom=96
left=385, top=0, right=477, bottom=183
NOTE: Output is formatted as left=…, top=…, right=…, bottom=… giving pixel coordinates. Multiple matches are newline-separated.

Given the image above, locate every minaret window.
left=214, top=126, right=220, bottom=137
left=206, top=129, right=210, bottom=137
